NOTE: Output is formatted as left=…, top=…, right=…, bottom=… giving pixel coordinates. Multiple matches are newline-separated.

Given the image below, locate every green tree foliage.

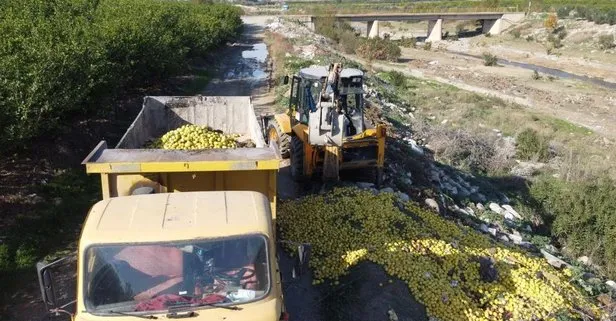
left=356, top=37, right=401, bottom=62
left=531, top=176, right=616, bottom=278
left=0, top=0, right=242, bottom=146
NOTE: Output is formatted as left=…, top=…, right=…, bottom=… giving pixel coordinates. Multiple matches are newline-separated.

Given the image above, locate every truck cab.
left=38, top=191, right=290, bottom=321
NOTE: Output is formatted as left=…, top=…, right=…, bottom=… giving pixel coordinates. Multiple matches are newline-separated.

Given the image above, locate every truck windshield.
left=83, top=235, right=270, bottom=314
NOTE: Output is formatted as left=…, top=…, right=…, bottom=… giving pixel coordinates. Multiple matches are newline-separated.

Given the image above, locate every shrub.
left=387, top=71, right=406, bottom=88
left=511, top=29, right=521, bottom=38
left=547, top=34, right=563, bottom=48
left=544, top=13, right=558, bottom=30
left=530, top=176, right=616, bottom=278
left=598, top=34, right=615, bottom=50
left=482, top=52, right=498, bottom=66
left=420, top=125, right=514, bottom=174
left=0, top=244, right=11, bottom=271
left=556, top=27, right=568, bottom=40
left=0, top=0, right=242, bottom=147
left=339, top=31, right=360, bottom=54
left=516, top=128, right=550, bottom=162
left=398, top=36, right=417, bottom=48
left=424, top=41, right=432, bottom=51
left=455, top=22, right=466, bottom=35
left=526, top=35, right=535, bottom=42
left=356, top=37, right=401, bottom=62
left=532, top=70, right=542, bottom=80
left=557, top=6, right=573, bottom=18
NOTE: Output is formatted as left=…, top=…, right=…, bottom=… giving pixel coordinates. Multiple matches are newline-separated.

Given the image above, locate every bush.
left=547, top=34, right=563, bottom=48
left=424, top=41, right=432, bottom=51
left=530, top=176, right=616, bottom=278
left=421, top=125, right=514, bottom=174
left=0, top=0, right=242, bottom=147
left=511, top=29, right=521, bottom=38
left=339, top=31, right=361, bottom=54
left=356, top=37, right=401, bottom=62
left=387, top=71, right=406, bottom=88
left=544, top=13, right=558, bottom=30
left=598, top=34, right=615, bottom=50
left=526, top=35, right=535, bottom=42
left=398, top=36, right=417, bottom=48
left=557, top=6, right=573, bottom=18
left=315, top=16, right=359, bottom=54
left=482, top=52, right=498, bottom=66
left=516, top=128, right=550, bottom=162
left=532, top=70, right=542, bottom=80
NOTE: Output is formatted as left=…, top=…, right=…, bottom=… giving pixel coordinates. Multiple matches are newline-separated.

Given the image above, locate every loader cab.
left=288, top=66, right=365, bottom=128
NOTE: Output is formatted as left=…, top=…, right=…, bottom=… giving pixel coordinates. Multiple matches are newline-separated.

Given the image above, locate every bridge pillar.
left=306, top=16, right=315, bottom=31
left=367, top=20, right=379, bottom=38
left=427, top=19, right=442, bottom=42
left=482, top=18, right=502, bottom=35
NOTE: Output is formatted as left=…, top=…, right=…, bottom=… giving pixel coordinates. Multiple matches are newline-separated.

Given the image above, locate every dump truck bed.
left=83, top=96, right=280, bottom=217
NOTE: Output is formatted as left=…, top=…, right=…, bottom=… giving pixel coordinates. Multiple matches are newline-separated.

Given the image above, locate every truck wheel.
left=267, top=121, right=290, bottom=158
left=374, top=167, right=384, bottom=188
left=290, top=136, right=306, bottom=182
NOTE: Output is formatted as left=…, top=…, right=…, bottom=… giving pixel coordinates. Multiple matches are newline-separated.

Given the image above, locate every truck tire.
left=267, top=121, right=290, bottom=158
left=290, top=136, right=306, bottom=182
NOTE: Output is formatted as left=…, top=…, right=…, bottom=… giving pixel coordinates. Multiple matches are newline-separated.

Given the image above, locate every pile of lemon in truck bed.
left=148, top=124, right=240, bottom=149
left=278, top=187, right=605, bottom=321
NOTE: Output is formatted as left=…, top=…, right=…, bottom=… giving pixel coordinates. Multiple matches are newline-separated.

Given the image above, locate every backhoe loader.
left=264, top=63, right=386, bottom=185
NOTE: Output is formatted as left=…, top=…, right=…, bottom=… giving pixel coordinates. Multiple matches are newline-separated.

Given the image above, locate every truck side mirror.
left=37, top=261, right=60, bottom=311
left=283, top=75, right=289, bottom=85
left=36, top=256, right=76, bottom=316
left=292, top=243, right=311, bottom=279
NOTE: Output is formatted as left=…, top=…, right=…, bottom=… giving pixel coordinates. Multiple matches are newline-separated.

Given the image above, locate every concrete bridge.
left=292, top=12, right=526, bottom=41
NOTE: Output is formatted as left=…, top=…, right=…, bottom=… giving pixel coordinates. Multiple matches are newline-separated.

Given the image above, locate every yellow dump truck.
left=36, top=96, right=306, bottom=321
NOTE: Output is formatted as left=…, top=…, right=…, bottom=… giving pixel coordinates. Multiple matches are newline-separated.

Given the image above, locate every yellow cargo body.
left=82, top=96, right=281, bottom=218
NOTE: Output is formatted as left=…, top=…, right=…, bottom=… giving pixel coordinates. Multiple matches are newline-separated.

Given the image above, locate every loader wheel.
left=374, top=167, right=384, bottom=188
left=290, top=135, right=306, bottom=182
left=267, top=121, right=290, bottom=158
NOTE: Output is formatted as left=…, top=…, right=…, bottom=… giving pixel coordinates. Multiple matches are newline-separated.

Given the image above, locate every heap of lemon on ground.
left=278, top=187, right=604, bottom=321
left=150, top=124, right=238, bottom=149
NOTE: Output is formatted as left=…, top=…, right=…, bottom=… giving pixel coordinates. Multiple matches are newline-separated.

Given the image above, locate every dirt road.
left=202, top=15, right=276, bottom=115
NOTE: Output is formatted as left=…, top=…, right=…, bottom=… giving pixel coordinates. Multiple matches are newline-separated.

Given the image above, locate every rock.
left=577, top=256, right=592, bottom=266
left=499, top=193, right=510, bottom=204
left=425, top=198, right=440, bottom=212
left=476, top=203, right=485, bottom=211
left=544, top=244, right=559, bottom=254
left=479, top=257, right=498, bottom=282
left=507, top=233, right=523, bottom=245
left=457, top=187, right=471, bottom=197
left=380, top=187, right=395, bottom=194
left=489, top=203, right=504, bottom=214
left=396, top=192, right=410, bottom=202
left=465, top=207, right=475, bottom=215
left=448, top=186, right=458, bottom=195
left=471, top=193, right=487, bottom=203
left=356, top=182, right=375, bottom=189
left=606, top=280, right=616, bottom=291
left=504, top=212, right=515, bottom=221
left=488, top=228, right=498, bottom=237
left=541, top=249, right=571, bottom=269
left=501, top=205, right=522, bottom=220
left=524, top=225, right=533, bottom=232
left=428, top=60, right=439, bottom=65
left=499, top=234, right=510, bottom=243
left=480, top=224, right=490, bottom=233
